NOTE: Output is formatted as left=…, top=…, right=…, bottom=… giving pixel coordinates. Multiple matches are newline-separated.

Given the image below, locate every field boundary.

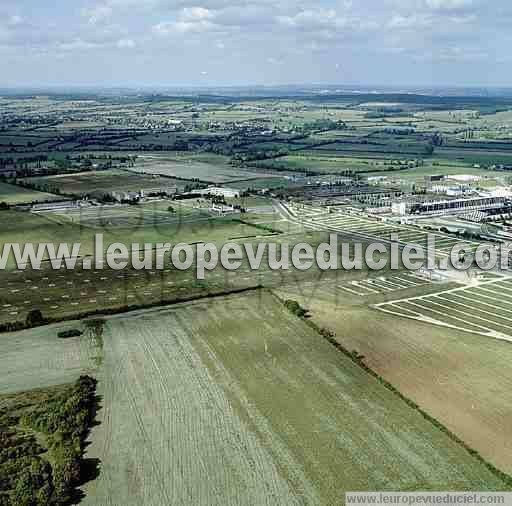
left=0, top=285, right=263, bottom=335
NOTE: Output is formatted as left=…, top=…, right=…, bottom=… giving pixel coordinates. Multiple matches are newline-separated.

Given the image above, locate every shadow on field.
left=70, top=391, right=103, bottom=505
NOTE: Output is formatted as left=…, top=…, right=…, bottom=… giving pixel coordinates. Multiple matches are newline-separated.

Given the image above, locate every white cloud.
left=420, top=45, right=488, bottom=62
left=276, top=7, right=378, bottom=40
left=117, top=38, right=136, bottom=48
left=82, top=5, right=113, bottom=25
left=107, top=0, right=157, bottom=6
left=387, top=9, right=475, bottom=31
left=152, top=7, right=220, bottom=35
left=58, top=38, right=101, bottom=51
left=425, top=0, right=473, bottom=10
left=388, top=14, right=431, bottom=29
left=153, top=19, right=216, bottom=35
left=7, top=15, right=23, bottom=27
left=2, top=0, right=510, bottom=86
left=278, top=9, right=346, bottom=30
left=181, top=7, right=214, bottom=21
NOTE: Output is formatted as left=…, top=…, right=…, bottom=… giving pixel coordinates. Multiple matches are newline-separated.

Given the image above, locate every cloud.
left=153, top=19, right=216, bottom=35
left=58, top=38, right=101, bottom=51
left=117, top=38, right=136, bottom=48
left=419, top=45, right=488, bottom=62
left=81, top=5, right=113, bottom=25
left=278, top=9, right=347, bottom=31
left=388, top=14, right=431, bottom=29
left=387, top=9, right=476, bottom=32
left=425, top=0, right=473, bottom=10
left=152, top=6, right=220, bottom=35
left=151, top=3, right=289, bottom=38
left=181, top=7, right=214, bottom=21
left=1, top=0, right=511, bottom=87
left=7, top=15, right=23, bottom=27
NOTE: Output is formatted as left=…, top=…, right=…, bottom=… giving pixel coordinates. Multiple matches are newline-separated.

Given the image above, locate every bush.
left=284, top=300, right=308, bottom=318
left=12, top=376, right=98, bottom=505
left=57, top=329, right=82, bottom=339
left=10, top=458, right=53, bottom=506
left=25, top=310, right=45, bottom=328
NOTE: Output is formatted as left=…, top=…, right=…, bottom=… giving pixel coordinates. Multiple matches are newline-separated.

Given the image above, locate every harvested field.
left=81, top=291, right=508, bottom=505
left=133, top=154, right=279, bottom=183
left=21, top=169, right=184, bottom=196
left=277, top=280, right=512, bottom=477
left=0, top=320, right=99, bottom=394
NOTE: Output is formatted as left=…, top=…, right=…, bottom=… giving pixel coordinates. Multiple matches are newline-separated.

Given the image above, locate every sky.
left=0, top=0, right=510, bottom=88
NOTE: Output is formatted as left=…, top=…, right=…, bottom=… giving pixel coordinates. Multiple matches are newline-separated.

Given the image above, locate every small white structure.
left=200, top=187, right=241, bottom=198
left=391, top=202, right=407, bottom=216
left=368, top=176, right=388, bottom=184
left=210, top=204, right=241, bottom=215
left=111, top=191, right=140, bottom=202
left=447, top=174, right=481, bottom=183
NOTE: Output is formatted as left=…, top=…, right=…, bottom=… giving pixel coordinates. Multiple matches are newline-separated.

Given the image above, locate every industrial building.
left=110, top=186, right=177, bottom=202
left=409, top=196, right=507, bottom=215
left=30, top=200, right=89, bottom=212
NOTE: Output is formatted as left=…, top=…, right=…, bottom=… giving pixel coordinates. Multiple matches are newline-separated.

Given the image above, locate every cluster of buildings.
left=374, top=173, right=512, bottom=220
left=195, top=187, right=241, bottom=199
left=109, top=186, right=177, bottom=202
left=424, top=174, right=482, bottom=197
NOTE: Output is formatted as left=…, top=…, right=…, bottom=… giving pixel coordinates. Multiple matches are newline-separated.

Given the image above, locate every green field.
left=4, top=92, right=512, bottom=503
left=0, top=224, right=355, bottom=325
left=4, top=94, right=512, bottom=187
left=0, top=207, right=278, bottom=271
left=0, top=181, right=60, bottom=204
left=253, top=153, right=387, bottom=174
left=75, top=291, right=509, bottom=505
